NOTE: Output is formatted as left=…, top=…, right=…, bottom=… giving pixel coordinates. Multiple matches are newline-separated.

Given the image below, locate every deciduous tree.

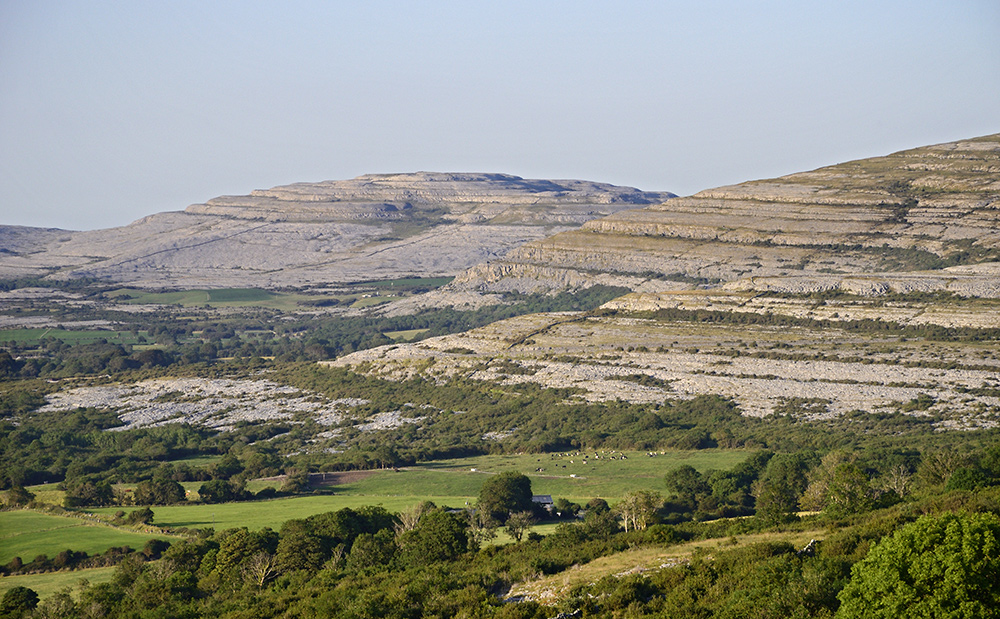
left=836, top=512, right=1000, bottom=618
left=477, top=471, right=532, bottom=524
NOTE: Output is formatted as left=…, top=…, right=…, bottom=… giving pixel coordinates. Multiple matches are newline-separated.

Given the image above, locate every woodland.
left=1, top=274, right=1000, bottom=619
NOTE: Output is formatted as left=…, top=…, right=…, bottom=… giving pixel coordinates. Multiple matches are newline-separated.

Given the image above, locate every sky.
left=1, top=1, right=998, bottom=231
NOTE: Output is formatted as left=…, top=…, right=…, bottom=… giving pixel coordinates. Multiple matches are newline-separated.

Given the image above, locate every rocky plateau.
left=0, top=173, right=672, bottom=289
left=449, top=135, right=1000, bottom=300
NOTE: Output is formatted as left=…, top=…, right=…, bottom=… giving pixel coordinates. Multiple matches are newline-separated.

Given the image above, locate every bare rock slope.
left=0, top=173, right=673, bottom=289
left=453, top=135, right=1000, bottom=297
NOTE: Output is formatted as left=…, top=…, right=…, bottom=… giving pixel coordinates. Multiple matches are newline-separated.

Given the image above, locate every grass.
left=102, top=279, right=453, bottom=312
left=0, top=566, right=116, bottom=600
left=0, top=329, right=145, bottom=345
left=106, top=288, right=293, bottom=309
left=400, top=450, right=751, bottom=502
left=0, top=511, right=178, bottom=565
left=80, top=450, right=748, bottom=533
left=507, top=527, right=825, bottom=601
left=166, top=454, right=223, bottom=468
left=350, top=296, right=392, bottom=309
left=88, top=495, right=473, bottom=531
left=23, top=486, right=65, bottom=508
left=384, top=328, right=430, bottom=341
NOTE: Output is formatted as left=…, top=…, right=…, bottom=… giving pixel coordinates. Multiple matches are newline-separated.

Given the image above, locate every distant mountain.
left=0, top=173, right=673, bottom=289
left=452, top=135, right=1000, bottom=298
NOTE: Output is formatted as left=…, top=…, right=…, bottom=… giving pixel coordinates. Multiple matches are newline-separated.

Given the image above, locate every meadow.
left=0, top=511, right=179, bottom=565
left=0, top=566, right=115, bottom=600
left=0, top=329, right=146, bottom=345
left=3, top=449, right=751, bottom=599
left=82, top=449, right=750, bottom=531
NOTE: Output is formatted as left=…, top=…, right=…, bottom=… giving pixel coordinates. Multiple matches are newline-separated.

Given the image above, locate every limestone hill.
left=453, top=135, right=1000, bottom=298
left=0, top=173, right=673, bottom=289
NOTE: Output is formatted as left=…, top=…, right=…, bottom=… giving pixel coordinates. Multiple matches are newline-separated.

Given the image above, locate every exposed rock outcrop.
left=452, top=136, right=1000, bottom=297
left=0, top=173, right=673, bottom=289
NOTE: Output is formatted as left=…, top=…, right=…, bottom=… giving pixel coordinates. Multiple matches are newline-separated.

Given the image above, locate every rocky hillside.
left=453, top=135, right=1000, bottom=297
left=330, top=136, right=1000, bottom=428
left=0, top=173, right=673, bottom=289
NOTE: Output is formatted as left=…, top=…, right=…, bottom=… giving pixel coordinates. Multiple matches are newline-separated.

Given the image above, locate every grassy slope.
left=507, top=527, right=824, bottom=601
left=0, top=511, right=177, bottom=565
left=0, top=566, right=116, bottom=600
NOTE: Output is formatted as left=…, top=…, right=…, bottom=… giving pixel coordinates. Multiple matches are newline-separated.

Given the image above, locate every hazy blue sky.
left=2, top=1, right=998, bottom=230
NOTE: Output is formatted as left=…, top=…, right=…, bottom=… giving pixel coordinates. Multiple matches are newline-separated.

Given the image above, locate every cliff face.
left=453, top=135, right=1000, bottom=296
left=0, top=173, right=673, bottom=289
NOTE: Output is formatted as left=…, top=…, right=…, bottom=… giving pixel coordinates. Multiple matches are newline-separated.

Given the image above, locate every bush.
left=836, top=512, right=1000, bottom=618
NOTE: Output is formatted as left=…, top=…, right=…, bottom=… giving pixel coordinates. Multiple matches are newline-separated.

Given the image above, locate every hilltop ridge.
left=0, top=173, right=672, bottom=289
left=451, top=135, right=1000, bottom=298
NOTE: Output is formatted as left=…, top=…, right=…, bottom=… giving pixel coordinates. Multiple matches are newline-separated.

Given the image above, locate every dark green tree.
left=125, top=506, right=154, bottom=525
left=275, top=519, right=325, bottom=573
left=346, top=529, right=397, bottom=570
left=63, top=480, right=114, bottom=507
left=664, top=465, right=710, bottom=511
left=133, top=478, right=186, bottom=505
left=398, top=510, right=468, bottom=567
left=198, top=479, right=244, bottom=504
left=1, top=586, right=39, bottom=617
left=754, top=453, right=811, bottom=524
left=477, top=471, right=533, bottom=524
left=504, top=511, right=536, bottom=542
left=3, top=485, right=35, bottom=507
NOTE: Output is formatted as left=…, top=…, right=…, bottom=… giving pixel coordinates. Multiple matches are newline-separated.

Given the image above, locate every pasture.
left=8, top=449, right=750, bottom=568
left=89, top=495, right=473, bottom=531
left=396, top=449, right=751, bottom=502
left=90, top=449, right=749, bottom=532
left=0, top=566, right=116, bottom=601
left=0, top=511, right=177, bottom=565
left=0, top=329, right=145, bottom=345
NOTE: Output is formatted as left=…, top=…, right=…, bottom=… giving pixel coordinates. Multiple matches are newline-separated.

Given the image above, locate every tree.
left=477, top=472, right=533, bottom=524
left=504, top=511, right=536, bottom=542
left=836, top=512, right=1000, bottom=618
left=1, top=586, right=39, bottom=618
left=242, top=551, right=278, bottom=589
left=753, top=453, right=811, bottom=524
left=275, top=519, right=325, bottom=574
left=398, top=510, right=468, bottom=567
left=210, top=453, right=244, bottom=480
left=614, top=491, right=662, bottom=532
left=801, top=451, right=872, bottom=515
left=125, top=507, right=154, bottom=525
left=664, top=465, right=710, bottom=511
left=826, top=462, right=873, bottom=517
left=346, top=529, right=396, bottom=570
left=3, top=485, right=35, bottom=507
left=63, top=480, right=114, bottom=507
left=465, top=508, right=498, bottom=546
left=133, top=478, right=186, bottom=505
left=212, top=528, right=278, bottom=588
left=198, top=479, right=245, bottom=504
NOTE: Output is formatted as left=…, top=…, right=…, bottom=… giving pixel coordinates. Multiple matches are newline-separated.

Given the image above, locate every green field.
left=0, top=329, right=145, bottom=345
left=398, top=449, right=750, bottom=502
left=90, top=495, right=473, bottom=531
left=0, top=511, right=178, bottom=565
left=384, top=328, right=430, bottom=341
left=0, top=566, right=116, bottom=600
left=86, top=450, right=747, bottom=532
left=107, top=288, right=287, bottom=308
